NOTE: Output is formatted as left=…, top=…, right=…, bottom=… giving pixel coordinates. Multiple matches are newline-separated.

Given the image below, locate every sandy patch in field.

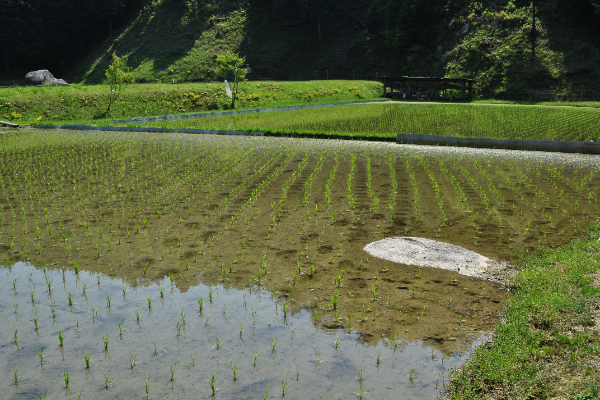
left=364, top=237, right=514, bottom=282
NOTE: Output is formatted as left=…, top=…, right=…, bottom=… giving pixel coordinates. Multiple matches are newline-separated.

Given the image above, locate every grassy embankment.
left=114, top=102, right=600, bottom=142
left=448, top=223, right=600, bottom=399
left=0, top=80, right=382, bottom=124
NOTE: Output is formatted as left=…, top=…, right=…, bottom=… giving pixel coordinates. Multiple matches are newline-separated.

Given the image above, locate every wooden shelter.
left=378, top=76, right=475, bottom=101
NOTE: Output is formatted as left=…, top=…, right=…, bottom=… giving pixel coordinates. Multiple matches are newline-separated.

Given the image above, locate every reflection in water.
left=0, top=262, right=488, bottom=399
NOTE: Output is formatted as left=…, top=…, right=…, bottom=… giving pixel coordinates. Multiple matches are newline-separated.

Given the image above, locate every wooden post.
left=435, top=81, right=438, bottom=100
left=461, top=81, right=466, bottom=101
left=408, top=80, right=411, bottom=100
left=382, top=79, right=387, bottom=98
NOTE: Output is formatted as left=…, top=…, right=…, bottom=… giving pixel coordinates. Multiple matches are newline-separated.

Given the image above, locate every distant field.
left=116, top=102, right=600, bottom=142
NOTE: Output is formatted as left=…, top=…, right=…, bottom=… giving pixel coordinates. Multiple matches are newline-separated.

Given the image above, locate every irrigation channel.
left=2, top=130, right=600, bottom=398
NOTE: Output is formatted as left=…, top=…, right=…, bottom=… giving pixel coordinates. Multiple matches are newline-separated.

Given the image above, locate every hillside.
left=3, top=0, right=600, bottom=98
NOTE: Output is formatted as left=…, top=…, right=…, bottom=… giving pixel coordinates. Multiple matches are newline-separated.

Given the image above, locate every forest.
left=1, top=0, right=600, bottom=94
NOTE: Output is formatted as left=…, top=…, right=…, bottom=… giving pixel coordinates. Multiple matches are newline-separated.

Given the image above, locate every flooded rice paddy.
left=1, top=262, right=484, bottom=399
left=1, top=130, right=599, bottom=398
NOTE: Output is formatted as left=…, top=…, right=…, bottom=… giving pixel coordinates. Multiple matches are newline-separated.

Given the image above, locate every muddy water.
left=1, top=262, right=484, bottom=399
left=2, top=131, right=599, bottom=397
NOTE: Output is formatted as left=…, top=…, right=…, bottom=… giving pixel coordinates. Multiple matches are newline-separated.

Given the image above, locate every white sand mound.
left=364, top=237, right=513, bottom=281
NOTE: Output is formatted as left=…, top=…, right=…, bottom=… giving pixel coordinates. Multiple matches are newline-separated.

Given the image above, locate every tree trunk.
left=318, top=18, right=321, bottom=40
left=531, top=0, right=536, bottom=69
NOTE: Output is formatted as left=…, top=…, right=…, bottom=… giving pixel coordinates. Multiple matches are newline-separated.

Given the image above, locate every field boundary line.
left=397, top=133, right=600, bottom=154
left=107, top=99, right=391, bottom=123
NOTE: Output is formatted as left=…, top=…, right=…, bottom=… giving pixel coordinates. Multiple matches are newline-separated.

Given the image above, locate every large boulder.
left=25, top=70, right=54, bottom=85
left=24, top=70, right=69, bottom=86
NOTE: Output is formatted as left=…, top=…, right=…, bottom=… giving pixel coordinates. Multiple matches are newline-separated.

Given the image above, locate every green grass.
left=116, top=102, right=600, bottom=142
left=474, top=99, right=600, bottom=108
left=448, top=223, right=600, bottom=399
left=0, top=80, right=381, bottom=124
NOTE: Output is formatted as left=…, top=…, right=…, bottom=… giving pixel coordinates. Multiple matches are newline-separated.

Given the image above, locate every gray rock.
left=24, top=70, right=69, bottom=86
left=50, top=78, right=69, bottom=86
left=25, top=70, right=54, bottom=85
left=363, top=237, right=514, bottom=283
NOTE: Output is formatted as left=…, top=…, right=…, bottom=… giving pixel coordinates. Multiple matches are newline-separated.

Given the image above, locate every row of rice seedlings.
left=324, top=153, right=339, bottom=208
left=388, top=155, right=398, bottom=221
left=418, top=156, right=446, bottom=227
left=278, top=152, right=309, bottom=209
left=404, top=157, right=420, bottom=223
left=346, top=154, right=357, bottom=209
left=365, top=156, right=380, bottom=216
left=302, top=152, right=325, bottom=206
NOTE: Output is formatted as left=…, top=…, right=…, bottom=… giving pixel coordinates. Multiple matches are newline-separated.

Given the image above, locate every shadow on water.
left=1, top=261, right=488, bottom=399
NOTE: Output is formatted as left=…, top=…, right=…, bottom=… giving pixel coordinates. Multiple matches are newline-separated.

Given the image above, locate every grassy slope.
left=0, top=80, right=381, bottom=124
left=448, top=224, right=600, bottom=399
left=68, top=1, right=387, bottom=85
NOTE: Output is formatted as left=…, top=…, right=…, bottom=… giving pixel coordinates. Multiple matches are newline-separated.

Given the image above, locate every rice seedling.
left=230, top=359, right=238, bottom=381
left=63, top=369, right=70, bottom=388
left=371, top=284, right=377, bottom=301
left=58, top=329, right=64, bottom=346
left=83, top=350, right=94, bottom=369
left=210, top=372, right=218, bottom=395
left=13, top=325, right=19, bottom=344
left=334, top=273, right=343, bottom=288
left=103, top=334, right=110, bottom=350
left=314, top=348, right=322, bottom=363
left=409, top=367, right=415, bottom=382
left=12, top=367, right=18, bottom=386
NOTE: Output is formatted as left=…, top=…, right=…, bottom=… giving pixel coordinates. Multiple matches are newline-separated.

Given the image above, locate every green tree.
left=104, top=53, right=134, bottom=115
left=216, top=51, right=248, bottom=109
